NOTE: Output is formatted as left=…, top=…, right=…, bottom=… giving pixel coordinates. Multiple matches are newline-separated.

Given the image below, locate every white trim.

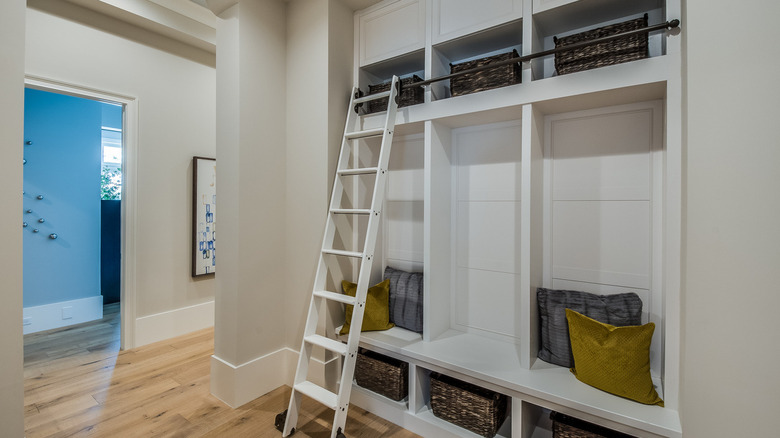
left=134, top=300, right=215, bottom=347
left=23, top=296, right=103, bottom=335
left=209, top=347, right=340, bottom=408
left=23, top=75, right=139, bottom=350
left=210, top=347, right=297, bottom=408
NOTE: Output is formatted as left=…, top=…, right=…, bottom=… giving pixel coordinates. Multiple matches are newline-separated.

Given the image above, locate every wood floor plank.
left=25, top=305, right=420, bottom=438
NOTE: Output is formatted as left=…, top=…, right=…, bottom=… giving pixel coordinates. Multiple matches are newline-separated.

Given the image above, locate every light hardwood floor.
left=24, top=303, right=419, bottom=438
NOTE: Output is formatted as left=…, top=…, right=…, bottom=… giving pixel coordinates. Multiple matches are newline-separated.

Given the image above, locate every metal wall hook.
left=38, top=218, right=45, bottom=223
left=37, top=195, right=44, bottom=200
left=32, top=228, right=39, bottom=233
left=26, top=209, right=32, bottom=214
left=25, top=141, right=32, bottom=145
left=49, top=233, right=58, bottom=240
left=23, top=159, right=27, bottom=165
left=23, top=222, right=28, bottom=228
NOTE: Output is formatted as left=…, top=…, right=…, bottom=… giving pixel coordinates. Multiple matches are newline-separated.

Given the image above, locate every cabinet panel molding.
left=359, top=0, right=426, bottom=67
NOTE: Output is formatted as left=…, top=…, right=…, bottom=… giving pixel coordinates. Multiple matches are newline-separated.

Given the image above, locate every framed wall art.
left=192, top=156, right=216, bottom=277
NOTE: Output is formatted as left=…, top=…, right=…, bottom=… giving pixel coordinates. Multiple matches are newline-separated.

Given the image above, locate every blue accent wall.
left=23, top=88, right=102, bottom=308
left=102, top=102, right=122, bottom=130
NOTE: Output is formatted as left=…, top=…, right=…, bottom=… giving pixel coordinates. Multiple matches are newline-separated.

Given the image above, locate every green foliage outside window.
left=101, top=166, right=122, bottom=200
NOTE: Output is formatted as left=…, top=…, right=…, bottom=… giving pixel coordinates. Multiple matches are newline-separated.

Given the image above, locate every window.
left=101, top=127, right=122, bottom=200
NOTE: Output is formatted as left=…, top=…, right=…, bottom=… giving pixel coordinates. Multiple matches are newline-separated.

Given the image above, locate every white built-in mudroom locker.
left=332, top=0, right=682, bottom=437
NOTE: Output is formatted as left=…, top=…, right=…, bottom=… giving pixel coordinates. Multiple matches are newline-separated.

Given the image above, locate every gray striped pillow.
left=537, top=288, right=643, bottom=368
left=384, top=267, right=423, bottom=333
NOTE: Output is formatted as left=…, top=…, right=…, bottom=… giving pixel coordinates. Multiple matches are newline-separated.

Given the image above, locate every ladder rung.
left=330, top=208, right=371, bottom=215
left=304, top=334, right=348, bottom=356
left=354, top=90, right=391, bottom=104
left=345, top=128, right=385, bottom=140
left=322, top=249, right=363, bottom=258
left=313, top=290, right=357, bottom=305
left=294, top=381, right=338, bottom=410
left=337, top=167, right=379, bottom=176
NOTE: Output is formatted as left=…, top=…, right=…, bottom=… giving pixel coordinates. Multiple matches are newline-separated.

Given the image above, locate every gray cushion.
left=537, top=288, right=643, bottom=367
left=384, top=266, right=423, bottom=333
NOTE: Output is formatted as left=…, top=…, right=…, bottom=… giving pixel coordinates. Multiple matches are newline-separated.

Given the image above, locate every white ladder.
left=276, top=76, right=401, bottom=438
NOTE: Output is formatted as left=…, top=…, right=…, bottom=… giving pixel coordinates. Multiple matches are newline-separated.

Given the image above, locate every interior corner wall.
left=0, top=1, right=26, bottom=435
left=23, top=89, right=102, bottom=312
left=25, top=6, right=217, bottom=346
left=284, top=0, right=331, bottom=350
left=682, top=0, right=780, bottom=436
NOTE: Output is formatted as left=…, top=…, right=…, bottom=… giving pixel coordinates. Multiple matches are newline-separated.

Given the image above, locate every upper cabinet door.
left=359, top=0, right=426, bottom=67
left=432, top=0, right=523, bottom=44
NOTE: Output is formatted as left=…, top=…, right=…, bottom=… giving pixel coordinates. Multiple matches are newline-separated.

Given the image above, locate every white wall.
left=25, top=5, right=217, bottom=346
left=210, top=0, right=291, bottom=408
left=682, top=0, right=780, bottom=435
left=0, top=1, right=26, bottom=435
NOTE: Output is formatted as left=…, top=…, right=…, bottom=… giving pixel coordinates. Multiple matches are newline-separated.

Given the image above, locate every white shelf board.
left=434, top=19, right=523, bottom=63
left=357, top=328, right=681, bottom=438
left=360, top=55, right=670, bottom=129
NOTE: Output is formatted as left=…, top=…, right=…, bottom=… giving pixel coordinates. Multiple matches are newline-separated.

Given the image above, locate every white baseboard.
left=23, top=295, right=103, bottom=335
left=134, top=300, right=214, bottom=347
left=211, top=347, right=297, bottom=408
left=209, top=347, right=342, bottom=409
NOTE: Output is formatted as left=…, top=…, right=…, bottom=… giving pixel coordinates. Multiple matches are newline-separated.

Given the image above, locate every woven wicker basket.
left=554, top=14, right=649, bottom=75
left=430, top=373, right=508, bottom=438
left=551, top=412, right=637, bottom=438
left=450, top=49, right=521, bottom=97
left=354, top=349, right=408, bottom=401
left=366, top=75, right=424, bottom=114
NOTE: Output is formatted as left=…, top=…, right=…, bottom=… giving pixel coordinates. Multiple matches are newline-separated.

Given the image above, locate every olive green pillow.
left=339, top=279, right=394, bottom=335
left=565, top=309, right=664, bottom=406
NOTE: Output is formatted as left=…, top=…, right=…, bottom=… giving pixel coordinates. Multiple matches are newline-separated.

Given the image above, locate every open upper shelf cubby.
left=531, top=0, right=666, bottom=80
left=358, top=49, right=425, bottom=99
left=431, top=20, right=523, bottom=101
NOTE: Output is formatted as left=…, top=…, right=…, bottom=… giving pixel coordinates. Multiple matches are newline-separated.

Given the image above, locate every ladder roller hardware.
left=279, top=76, right=400, bottom=438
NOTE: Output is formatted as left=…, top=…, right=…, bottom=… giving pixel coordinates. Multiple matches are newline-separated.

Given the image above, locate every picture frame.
left=192, top=156, right=216, bottom=277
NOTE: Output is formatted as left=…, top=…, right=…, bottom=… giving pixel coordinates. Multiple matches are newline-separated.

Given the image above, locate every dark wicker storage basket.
left=354, top=348, right=408, bottom=401
left=551, top=412, right=637, bottom=438
left=554, top=14, right=649, bottom=75
left=366, top=75, right=424, bottom=114
left=430, top=373, right=508, bottom=438
left=450, top=49, right=521, bottom=97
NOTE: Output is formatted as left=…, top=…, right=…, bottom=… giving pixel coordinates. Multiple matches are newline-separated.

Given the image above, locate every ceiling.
left=188, top=0, right=383, bottom=12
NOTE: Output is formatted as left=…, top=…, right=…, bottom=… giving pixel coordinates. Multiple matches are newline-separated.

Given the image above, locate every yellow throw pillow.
left=340, top=279, right=394, bottom=335
left=566, top=309, right=664, bottom=406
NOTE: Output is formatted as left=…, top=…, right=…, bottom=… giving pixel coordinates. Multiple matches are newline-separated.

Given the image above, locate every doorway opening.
left=24, top=76, right=138, bottom=350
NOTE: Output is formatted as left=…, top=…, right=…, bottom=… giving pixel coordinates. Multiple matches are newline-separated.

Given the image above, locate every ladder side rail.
left=331, top=76, right=401, bottom=438
left=282, top=86, right=362, bottom=438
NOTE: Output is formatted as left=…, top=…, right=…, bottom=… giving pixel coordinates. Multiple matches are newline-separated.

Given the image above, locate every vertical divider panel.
left=520, top=104, right=545, bottom=369
left=423, top=0, right=434, bottom=104
left=522, top=0, right=537, bottom=83
left=424, top=120, right=453, bottom=342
